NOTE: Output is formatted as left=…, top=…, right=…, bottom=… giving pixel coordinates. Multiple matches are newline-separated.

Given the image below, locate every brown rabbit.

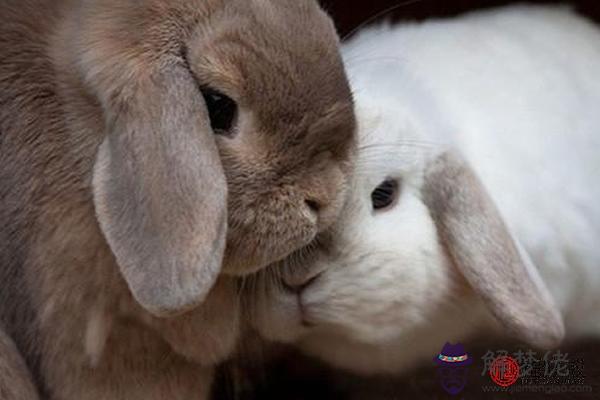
left=0, top=325, right=40, bottom=400
left=0, top=0, right=356, bottom=398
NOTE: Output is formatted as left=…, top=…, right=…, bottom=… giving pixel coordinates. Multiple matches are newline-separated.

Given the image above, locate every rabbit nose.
left=303, top=194, right=337, bottom=228
left=304, top=198, right=322, bottom=213
left=282, top=273, right=321, bottom=294
left=302, top=196, right=330, bottom=227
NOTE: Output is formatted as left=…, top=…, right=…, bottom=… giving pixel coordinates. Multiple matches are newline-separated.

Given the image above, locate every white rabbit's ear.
left=422, top=151, right=564, bottom=348
left=93, top=65, right=227, bottom=317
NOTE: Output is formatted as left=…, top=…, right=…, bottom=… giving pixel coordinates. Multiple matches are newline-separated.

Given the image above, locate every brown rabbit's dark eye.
left=371, top=179, right=399, bottom=211
left=201, top=88, right=237, bottom=135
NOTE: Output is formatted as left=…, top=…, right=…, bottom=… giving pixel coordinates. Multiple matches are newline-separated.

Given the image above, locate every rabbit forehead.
left=187, top=0, right=352, bottom=117
left=353, top=100, right=440, bottom=180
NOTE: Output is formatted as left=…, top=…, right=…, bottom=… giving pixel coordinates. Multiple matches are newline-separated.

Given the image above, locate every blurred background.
left=321, top=0, right=600, bottom=37
left=216, top=1, right=600, bottom=398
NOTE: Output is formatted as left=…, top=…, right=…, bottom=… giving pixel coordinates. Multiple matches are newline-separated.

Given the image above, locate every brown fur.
left=0, top=0, right=355, bottom=398
left=0, top=326, right=40, bottom=400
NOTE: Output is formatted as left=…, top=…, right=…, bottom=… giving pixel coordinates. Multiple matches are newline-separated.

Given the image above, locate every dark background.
left=321, top=0, right=600, bottom=38
left=218, top=339, right=600, bottom=399
left=216, top=2, right=600, bottom=399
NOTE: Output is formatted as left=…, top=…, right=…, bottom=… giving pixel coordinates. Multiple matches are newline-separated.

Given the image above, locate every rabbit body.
left=251, top=5, right=600, bottom=375
left=1, top=0, right=354, bottom=398
left=0, top=325, right=40, bottom=400
left=344, top=4, right=600, bottom=332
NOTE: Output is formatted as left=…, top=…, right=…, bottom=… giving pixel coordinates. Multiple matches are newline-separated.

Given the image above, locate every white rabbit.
left=250, top=5, right=600, bottom=375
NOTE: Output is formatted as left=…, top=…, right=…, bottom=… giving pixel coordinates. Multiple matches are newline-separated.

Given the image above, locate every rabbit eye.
left=371, top=179, right=399, bottom=211
left=201, top=88, right=237, bottom=136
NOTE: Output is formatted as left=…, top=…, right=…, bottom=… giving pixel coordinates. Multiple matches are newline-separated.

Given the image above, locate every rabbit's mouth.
left=278, top=231, right=333, bottom=283
left=244, top=268, right=323, bottom=343
left=243, top=231, right=336, bottom=343
left=279, top=271, right=326, bottom=332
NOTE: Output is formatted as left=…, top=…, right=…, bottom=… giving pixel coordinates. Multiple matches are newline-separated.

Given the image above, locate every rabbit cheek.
left=221, top=182, right=320, bottom=275
left=220, top=155, right=351, bottom=275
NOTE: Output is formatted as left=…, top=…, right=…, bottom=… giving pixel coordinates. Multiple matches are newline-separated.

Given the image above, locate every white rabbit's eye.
left=371, top=179, right=399, bottom=211
left=201, top=88, right=237, bottom=136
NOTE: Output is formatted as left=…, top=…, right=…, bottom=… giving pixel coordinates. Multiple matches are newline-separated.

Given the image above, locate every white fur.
left=252, top=5, right=600, bottom=374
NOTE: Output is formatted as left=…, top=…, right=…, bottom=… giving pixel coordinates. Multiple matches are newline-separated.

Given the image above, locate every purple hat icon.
left=433, top=342, right=473, bottom=367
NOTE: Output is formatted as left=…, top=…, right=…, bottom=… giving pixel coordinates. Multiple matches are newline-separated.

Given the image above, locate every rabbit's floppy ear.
left=93, top=64, right=227, bottom=317
left=422, top=151, right=564, bottom=348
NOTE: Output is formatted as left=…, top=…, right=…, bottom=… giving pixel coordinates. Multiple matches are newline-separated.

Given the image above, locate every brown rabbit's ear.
left=422, top=151, right=564, bottom=348
left=93, top=65, right=227, bottom=317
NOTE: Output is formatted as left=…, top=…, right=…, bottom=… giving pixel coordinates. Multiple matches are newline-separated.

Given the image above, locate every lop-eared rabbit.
left=252, top=5, right=600, bottom=375
left=0, top=0, right=355, bottom=398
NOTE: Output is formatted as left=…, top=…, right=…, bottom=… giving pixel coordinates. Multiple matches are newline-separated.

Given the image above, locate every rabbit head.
left=63, top=0, right=355, bottom=317
left=249, top=98, right=564, bottom=374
